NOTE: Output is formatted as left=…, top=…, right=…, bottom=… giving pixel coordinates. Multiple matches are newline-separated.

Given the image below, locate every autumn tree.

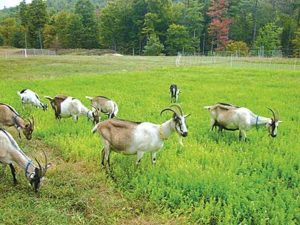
left=207, top=0, right=231, bottom=51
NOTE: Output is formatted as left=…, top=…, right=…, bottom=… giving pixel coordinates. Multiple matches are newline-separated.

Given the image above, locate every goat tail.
left=44, top=96, right=53, bottom=101
left=91, top=124, right=98, bottom=134
left=85, top=96, right=93, bottom=101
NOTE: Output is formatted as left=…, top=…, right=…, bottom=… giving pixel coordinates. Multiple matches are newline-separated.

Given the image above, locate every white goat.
left=204, top=103, right=282, bottom=140
left=0, top=128, right=48, bottom=192
left=92, top=105, right=189, bottom=169
left=17, top=89, right=47, bottom=111
left=45, top=95, right=99, bottom=124
left=86, top=96, right=118, bottom=119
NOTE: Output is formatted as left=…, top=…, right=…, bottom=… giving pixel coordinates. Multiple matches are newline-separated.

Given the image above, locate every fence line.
left=175, top=54, right=300, bottom=71
left=0, top=49, right=56, bottom=58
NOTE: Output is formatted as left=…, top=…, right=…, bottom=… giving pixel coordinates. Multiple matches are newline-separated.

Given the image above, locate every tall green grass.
left=0, top=56, right=299, bottom=224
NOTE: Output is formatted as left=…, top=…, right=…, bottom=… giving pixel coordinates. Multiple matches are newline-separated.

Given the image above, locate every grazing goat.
left=17, top=89, right=47, bottom=111
left=0, top=129, right=48, bottom=192
left=170, top=84, right=180, bottom=103
left=86, top=96, right=118, bottom=119
left=0, top=103, right=34, bottom=140
left=204, top=103, right=282, bottom=140
left=92, top=104, right=190, bottom=169
left=45, top=95, right=99, bottom=124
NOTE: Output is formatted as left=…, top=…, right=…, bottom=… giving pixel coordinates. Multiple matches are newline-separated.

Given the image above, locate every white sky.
left=0, top=0, right=32, bottom=10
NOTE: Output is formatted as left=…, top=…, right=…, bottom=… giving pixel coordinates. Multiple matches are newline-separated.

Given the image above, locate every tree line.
left=0, top=0, right=299, bottom=56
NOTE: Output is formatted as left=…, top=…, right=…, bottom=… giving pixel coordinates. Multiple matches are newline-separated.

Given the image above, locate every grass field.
left=0, top=55, right=299, bottom=224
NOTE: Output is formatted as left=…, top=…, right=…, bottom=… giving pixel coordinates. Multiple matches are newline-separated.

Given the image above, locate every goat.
left=204, top=103, right=282, bottom=140
left=170, top=84, right=180, bottom=103
left=17, top=89, right=47, bottom=111
left=0, top=129, right=49, bottom=192
left=86, top=96, right=118, bottom=119
left=92, top=104, right=190, bottom=169
left=45, top=95, right=99, bottom=124
left=0, top=103, right=34, bottom=140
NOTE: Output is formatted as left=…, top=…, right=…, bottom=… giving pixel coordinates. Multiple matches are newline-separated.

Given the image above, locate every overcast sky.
left=0, top=0, right=32, bottom=10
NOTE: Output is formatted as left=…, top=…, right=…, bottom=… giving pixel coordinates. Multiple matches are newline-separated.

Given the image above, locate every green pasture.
left=0, top=56, right=299, bottom=224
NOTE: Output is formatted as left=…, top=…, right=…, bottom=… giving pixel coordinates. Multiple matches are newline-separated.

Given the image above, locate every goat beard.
left=178, top=134, right=184, bottom=146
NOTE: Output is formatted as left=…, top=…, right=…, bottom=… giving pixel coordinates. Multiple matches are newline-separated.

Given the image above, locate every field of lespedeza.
left=0, top=56, right=299, bottom=225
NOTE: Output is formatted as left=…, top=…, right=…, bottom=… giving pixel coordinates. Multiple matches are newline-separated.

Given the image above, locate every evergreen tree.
left=165, top=23, right=192, bottom=55
left=66, top=13, right=84, bottom=48
left=27, top=0, right=48, bottom=48
left=254, top=22, right=283, bottom=54
left=143, top=33, right=164, bottom=55
left=292, top=28, right=300, bottom=57
left=176, top=0, right=204, bottom=53
left=75, top=0, right=99, bottom=48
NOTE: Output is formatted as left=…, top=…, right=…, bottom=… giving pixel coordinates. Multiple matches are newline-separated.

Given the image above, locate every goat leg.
left=101, top=148, right=105, bottom=168
left=151, top=152, right=157, bottom=165
left=9, top=164, right=17, bottom=185
left=17, top=128, right=22, bottom=139
left=136, top=151, right=144, bottom=165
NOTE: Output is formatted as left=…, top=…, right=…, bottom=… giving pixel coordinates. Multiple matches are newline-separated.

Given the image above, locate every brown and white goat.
left=86, top=96, right=118, bottom=119
left=204, top=103, right=282, bottom=140
left=92, top=105, right=189, bottom=169
left=0, top=129, right=48, bottom=192
left=0, top=103, right=34, bottom=140
left=45, top=95, right=99, bottom=124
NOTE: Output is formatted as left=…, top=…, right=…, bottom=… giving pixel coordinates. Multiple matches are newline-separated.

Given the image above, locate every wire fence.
left=0, top=49, right=56, bottom=58
left=0, top=48, right=299, bottom=71
left=175, top=53, right=300, bottom=71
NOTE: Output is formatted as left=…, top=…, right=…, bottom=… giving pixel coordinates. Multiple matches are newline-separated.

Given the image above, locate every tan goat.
left=0, top=103, right=34, bottom=140
left=204, top=102, right=281, bottom=140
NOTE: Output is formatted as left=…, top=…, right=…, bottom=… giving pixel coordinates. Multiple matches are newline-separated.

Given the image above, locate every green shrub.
left=226, top=41, right=249, bottom=56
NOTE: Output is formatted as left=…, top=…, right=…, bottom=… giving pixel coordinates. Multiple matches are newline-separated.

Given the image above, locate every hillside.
left=0, top=0, right=107, bottom=18
left=47, top=0, right=107, bottom=12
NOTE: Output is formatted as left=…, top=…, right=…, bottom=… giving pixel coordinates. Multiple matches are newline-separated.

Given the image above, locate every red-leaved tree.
left=207, top=0, right=231, bottom=51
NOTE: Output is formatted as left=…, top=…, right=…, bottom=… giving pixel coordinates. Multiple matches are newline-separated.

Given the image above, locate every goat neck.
left=250, top=114, right=271, bottom=127
left=80, top=105, right=92, bottom=118
left=10, top=149, right=35, bottom=178
left=159, top=119, right=175, bottom=140
left=14, top=116, right=26, bottom=129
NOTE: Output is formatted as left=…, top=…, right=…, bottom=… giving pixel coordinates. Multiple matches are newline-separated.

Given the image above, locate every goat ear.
left=184, top=114, right=191, bottom=118
left=34, top=167, right=39, bottom=177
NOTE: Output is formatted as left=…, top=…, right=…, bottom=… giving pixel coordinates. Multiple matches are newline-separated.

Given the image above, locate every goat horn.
left=160, top=108, right=178, bottom=116
left=31, top=116, right=35, bottom=127
left=267, top=107, right=277, bottom=120
left=34, top=157, right=43, bottom=177
left=42, top=150, right=48, bottom=176
left=169, top=104, right=183, bottom=115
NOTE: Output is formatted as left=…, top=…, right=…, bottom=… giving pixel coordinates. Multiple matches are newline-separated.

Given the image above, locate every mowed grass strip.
left=0, top=56, right=299, bottom=224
